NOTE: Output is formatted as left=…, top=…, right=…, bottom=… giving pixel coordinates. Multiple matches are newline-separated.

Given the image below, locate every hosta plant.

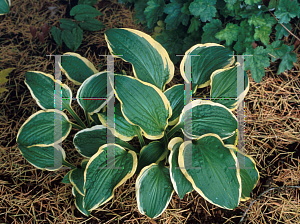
left=17, top=28, right=260, bottom=218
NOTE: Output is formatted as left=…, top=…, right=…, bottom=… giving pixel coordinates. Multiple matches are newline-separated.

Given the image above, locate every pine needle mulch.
left=0, top=0, right=299, bottom=223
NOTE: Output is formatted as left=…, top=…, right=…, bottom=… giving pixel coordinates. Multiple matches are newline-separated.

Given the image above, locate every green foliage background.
left=118, top=0, right=299, bottom=83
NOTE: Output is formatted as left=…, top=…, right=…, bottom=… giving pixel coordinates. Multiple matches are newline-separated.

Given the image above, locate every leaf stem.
left=70, top=122, right=84, bottom=130
left=117, top=140, right=140, bottom=154
left=65, top=105, right=86, bottom=129
left=85, top=110, right=91, bottom=128
left=167, top=123, right=183, bottom=140
left=134, top=126, right=145, bottom=148
left=62, top=160, right=77, bottom=169
left=162, top=131, right=169, bottom=149
left=156, top=131, right=172, bottom=164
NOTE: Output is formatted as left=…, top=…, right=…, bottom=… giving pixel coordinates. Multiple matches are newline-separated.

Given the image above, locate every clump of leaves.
left=119, top=0, right=299, bottom=83
left=17, top=28, right=259, bottom=218
left=51, top=1, right=105, bottom=51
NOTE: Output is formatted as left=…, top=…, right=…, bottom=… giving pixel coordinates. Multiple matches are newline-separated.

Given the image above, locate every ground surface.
left=0, top=0, right=299, bottom=223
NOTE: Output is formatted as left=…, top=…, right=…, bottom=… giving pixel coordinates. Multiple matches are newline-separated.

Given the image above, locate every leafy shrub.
left=51, top=1, right=105, bottom=51
left=118, top=0, right=299, bottom=83
left=17, top=28, right=259, bottom=218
